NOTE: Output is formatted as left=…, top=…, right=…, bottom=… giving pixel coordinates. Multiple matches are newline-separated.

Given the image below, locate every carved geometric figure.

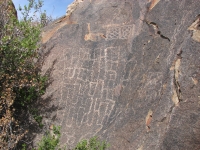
left=106, top=25, right=133, bottom=40
left=41, top=1, right=200, bottom=149
left=120, top=25, right=133, bottom=39
left=102, top=89, right=107, bottom=100
left=58, top=46, right=125, bottom=143
left=106, top=27, right=121, bottom=40
left=67, top=136, right=76, bottom=145
left=106, top=61, right=112, bottom=70
left=99, top=69, right=106, bottom=80
left=68, top=68, right=75, bottom=78
left=107, top=71, right=117, bottom=80
left=107, top=47, right=120, bottom=62
left=66, top=106, right=76, bottom=127
left=108, top=80, right=115, bottom=88
left=111, top=62, right=118, bottom=71
left=93, top=111, right=99, bottom=125
left=87, top=110, right=99, bottom=126
left=106, top=48, right=113, bottom=60
left=142, top=72, right=163, bottom=101
left=126, top=58, right=137, bottom=80
left=93, top=80, right=104, bottom=98
left=91, top=63, right=99, bottom=82
left=89, top=82, right=97, bottom=96
left=86, top=98, right=95, bottom=122
left=82, top=60, right=94, bottom=69
left=105, top=100, right=115, bottom=116
left=63, top=129, right=75, bottom=138
left=78, top=69, right=88, bottom=81
left=110, top=74, right=116, bottom=80
left=90, top=48, right=101, bottom=60
left=111, top=51, right=119, bottom=62
left=97, top=102, right=107, bottom=125
left=144, top=72, right=163, bottom=88
left=63, top=77, right=75, bottom=84
left=66, top=84, right=76, bottom=100
left=80, top=48, right=90, bottom=60
left=100, top=57, right=106, bottom=69
left=78, top=82, right=89, bottom=95
left=82, top=114, right=88, bottom=124
left=56, top=109, right=66, bottom=126
left=76, top=107, right=85, bottom=126
left=77, top=96, right=84, bottom=105
left=107, top=89, right=114, bottom=100
left=71, top=57, right=79, bottom=66
left=100, top=48, right=105, bottom=57
left=94, top=99, right=100, bottom=110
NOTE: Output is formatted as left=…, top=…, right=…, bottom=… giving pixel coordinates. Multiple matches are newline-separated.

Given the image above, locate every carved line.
left=56, top=46, right=133, bottom=145
left=106, top=25, right=133, bottom=40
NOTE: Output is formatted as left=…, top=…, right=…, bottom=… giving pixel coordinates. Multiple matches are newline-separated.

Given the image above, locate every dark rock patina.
left=41, top=0, right=200, bottom=149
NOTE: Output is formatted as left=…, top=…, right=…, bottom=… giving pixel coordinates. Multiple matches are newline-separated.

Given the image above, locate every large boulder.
left=0, top=0, right=17, bottom=38
left=41, top=0, right=200, bottom=149
left=0, top=0, right=17, bottom=21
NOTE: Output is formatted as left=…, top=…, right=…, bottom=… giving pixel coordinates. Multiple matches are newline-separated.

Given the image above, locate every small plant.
left=36, top=125, right=109, bottom=150
left=73, top=136, right=109, bottom=150
left=37, top=125, right=65, bottom=150
left=30, top=108, right=43, bottom=128
left=22, top=143, right=27, bottom=150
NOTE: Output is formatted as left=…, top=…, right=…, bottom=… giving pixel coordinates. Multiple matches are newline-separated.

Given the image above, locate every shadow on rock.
left=15, top=44, right=59, bottom=149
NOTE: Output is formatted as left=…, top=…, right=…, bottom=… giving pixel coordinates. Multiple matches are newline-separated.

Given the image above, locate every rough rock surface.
left=0, top=0, right=17, bottom=38
left=0, top=0, right=17, bottom=19
left=41, top=0, right=200, bottom=149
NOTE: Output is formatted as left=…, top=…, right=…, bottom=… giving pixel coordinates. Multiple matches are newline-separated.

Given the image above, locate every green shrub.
left=0, top=0, right=108, bottom=149
left=74, top=136, right=109, bottom=150
left=0, top=0, right=48, bottom=148
left=36, top=126, right=109, bottom=150
left=37, top=126, right=63, bottom=150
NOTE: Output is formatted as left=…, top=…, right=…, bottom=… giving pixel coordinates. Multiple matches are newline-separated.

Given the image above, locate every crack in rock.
left=188, top=14, right=200, bottom=42
left=172, top=51, right=182, bottom=105
left=142, top=19, right=170, bottom=41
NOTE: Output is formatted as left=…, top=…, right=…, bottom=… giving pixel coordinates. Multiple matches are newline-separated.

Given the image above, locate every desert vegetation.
left=0, top=0, right=48, bottom=149
left=0, top=0, right=109, bottom=149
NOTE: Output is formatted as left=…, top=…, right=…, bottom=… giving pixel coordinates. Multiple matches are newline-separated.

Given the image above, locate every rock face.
left=0, top=0, right=17, bottom=19
left=0, top=0, right=17, bottom=37
left=41, top=0, right=200, bottom=149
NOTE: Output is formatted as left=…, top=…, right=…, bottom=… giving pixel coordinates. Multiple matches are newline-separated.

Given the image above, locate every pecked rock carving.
left=41, top=0, right=200, bottom=149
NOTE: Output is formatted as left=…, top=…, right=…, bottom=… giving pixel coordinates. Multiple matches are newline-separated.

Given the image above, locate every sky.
left=12, top=0, right=74, bottom=19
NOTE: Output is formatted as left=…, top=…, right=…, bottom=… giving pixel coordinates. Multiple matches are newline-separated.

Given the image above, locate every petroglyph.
left=84, top=23, right=106, bottom=41
left=56, top=46, right=131, bottom=146
left=106, top=24, right=134, bottom=40
left=120, top=25, right=133, bottom=39
left=84, top=33, right=106, bottom=41
left=40, top=0, right=200, bottom=149
left=138, top=72, right=163, bottom=101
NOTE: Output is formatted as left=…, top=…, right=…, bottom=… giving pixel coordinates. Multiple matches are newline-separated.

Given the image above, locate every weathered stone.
left=0, top=0, right=17, bottom=38
left=41, top=0, right=200, bottom=149
left=0, top=0, right=17, bottom=19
